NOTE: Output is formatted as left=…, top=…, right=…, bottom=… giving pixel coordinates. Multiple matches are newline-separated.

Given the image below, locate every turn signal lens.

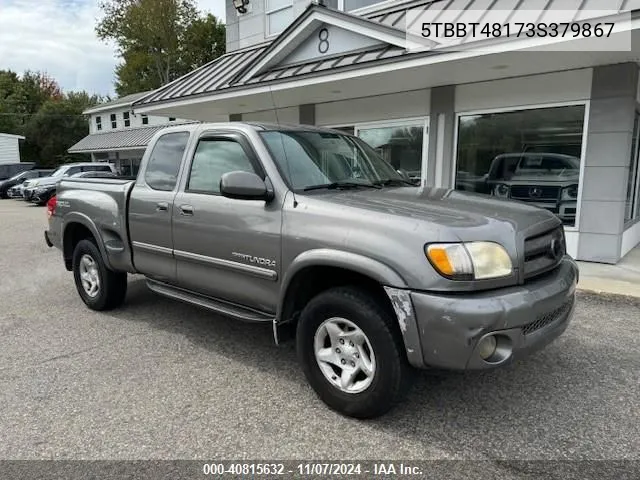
left=425, top=244, right=474, bottom=279
left=426, top=242, right=513, bottom=280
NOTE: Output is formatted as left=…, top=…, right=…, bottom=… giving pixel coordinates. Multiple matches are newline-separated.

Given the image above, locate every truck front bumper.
left=386, top=257, right=578, bottom=370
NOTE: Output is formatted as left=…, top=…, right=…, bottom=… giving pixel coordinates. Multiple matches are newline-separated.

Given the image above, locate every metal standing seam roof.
left=135, top=43, right=270, bottom=106
left=368, top=0, right=640, bottom=29
left=135, top=4, right=411, bottom=107
left=68, top=124, right=180, bottom=153
left=135, top=0, right=640, bottom=107
left=83, top=90, right=156, bottom=114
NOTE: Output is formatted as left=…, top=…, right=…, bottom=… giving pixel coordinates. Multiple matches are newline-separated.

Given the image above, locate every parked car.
left=0, top=169, right=53, bottom=199
left=45, top=123, right=578, bottom=418
left=456, top=153, right=580, bottom=224
left=0, top=162, right=35, bottom=181
left=29, top=170, right=119, bottom=206
left=7, top=183, right=26, bottom=199
left=23, top=163, right=117, bottom=204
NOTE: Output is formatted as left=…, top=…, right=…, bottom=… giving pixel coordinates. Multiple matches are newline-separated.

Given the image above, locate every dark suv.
left=0, top=169, right=54, bottom=199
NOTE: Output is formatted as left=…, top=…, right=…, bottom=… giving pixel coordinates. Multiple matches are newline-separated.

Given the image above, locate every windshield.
left=260, top=130, right=405, bottom=191
left=50, top=166, right=67, bottom=177
left=516, top=155, right=580, bottom=173
left=7, top=171, right=28, bottom=181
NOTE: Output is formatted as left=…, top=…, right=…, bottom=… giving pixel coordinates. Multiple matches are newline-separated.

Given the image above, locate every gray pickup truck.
left=45, top=122, right=578, bottom=418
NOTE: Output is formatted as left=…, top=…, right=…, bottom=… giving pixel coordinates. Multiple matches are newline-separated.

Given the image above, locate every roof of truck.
left=163, top=122, right=353, bottom=135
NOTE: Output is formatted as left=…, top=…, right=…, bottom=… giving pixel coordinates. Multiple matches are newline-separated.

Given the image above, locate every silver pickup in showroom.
left=45, top=122, right=578, bottom=418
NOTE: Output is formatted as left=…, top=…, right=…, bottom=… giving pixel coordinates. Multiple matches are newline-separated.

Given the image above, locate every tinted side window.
left=66, top=167, right=82, bottom=176
left=145, top=132, right=189, bottom=191
left=187, top=139, right=256, bottom=194
left=83, top=164, right=112, bottom=172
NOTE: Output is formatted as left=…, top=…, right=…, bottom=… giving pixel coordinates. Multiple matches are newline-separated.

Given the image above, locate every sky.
left=0, top=0, right=226, bottom=97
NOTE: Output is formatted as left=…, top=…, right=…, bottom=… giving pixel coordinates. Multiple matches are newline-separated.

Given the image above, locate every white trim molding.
left=238, top=7, right=408, bottom=82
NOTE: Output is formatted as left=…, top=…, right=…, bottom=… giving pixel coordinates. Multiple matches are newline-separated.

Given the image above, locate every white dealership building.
left=69, top=92, right=191, bottom=176
left=133, top=0, right=640, bottom=264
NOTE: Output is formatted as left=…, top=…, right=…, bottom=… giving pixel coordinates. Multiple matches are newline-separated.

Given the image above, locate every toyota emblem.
left=549, top=235, right=564, bottom=260
left=529, top=187, right=543, bottom=198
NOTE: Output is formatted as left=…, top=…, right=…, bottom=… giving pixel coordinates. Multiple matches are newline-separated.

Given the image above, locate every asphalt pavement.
left=0, top=200, right=638, bottom=473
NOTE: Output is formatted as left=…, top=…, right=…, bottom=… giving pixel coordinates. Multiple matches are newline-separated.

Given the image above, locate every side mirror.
left=220, top=171, right=273, bottom=201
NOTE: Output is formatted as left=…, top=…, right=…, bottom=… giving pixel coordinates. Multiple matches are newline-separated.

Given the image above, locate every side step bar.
left=146, top=279, right=274, bottom=323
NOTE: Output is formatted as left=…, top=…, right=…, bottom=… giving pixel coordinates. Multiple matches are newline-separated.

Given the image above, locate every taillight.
left=47, top=195, right=57, bottom=218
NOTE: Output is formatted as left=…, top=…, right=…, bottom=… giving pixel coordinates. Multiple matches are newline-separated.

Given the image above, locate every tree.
left=96, top=0, right=226, bottom=95
left=24, top=92, right=101, bottom=167
left=0, top=69, right=99, bottom=166
left=114, top=49, right=160, bottom=96
left=179, top=13, right=226, bottom=72
left=0, top=70, right=22, bottom=133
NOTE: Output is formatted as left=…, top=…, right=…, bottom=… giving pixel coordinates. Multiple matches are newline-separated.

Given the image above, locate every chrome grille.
left=511, top=185, right=560, bottom=200
left=523, top=227, right=565, bottom=280
left=523, top=297, right=574, bottom=335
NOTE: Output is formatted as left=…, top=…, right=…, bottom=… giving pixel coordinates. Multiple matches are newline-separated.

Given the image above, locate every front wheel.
left=296, top=286, right=411, bottom=418
left=72, top=239, right=127, bottom=311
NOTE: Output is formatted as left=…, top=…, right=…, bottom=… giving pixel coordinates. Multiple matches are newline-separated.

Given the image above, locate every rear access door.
left=129, top=131, right=190, bottom=283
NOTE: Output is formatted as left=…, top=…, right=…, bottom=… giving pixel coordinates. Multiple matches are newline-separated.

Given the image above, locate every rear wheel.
left=72, top=239, right=127, bottom=311
left=36, top=191, right=52, bottom=206
left=296, top=286, right=410, bottom=418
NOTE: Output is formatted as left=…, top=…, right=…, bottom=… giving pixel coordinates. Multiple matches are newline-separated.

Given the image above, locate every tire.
left=296, top=286, right=411, bottom=418
left=36, top=192, right=52, bottom=206
left=72, top=239, right=127, bottom=311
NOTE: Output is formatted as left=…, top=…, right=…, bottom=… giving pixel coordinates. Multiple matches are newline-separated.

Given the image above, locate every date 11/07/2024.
left=202, top=463, right=423, bottom=476
left=420, top=22, right=615, bottom=40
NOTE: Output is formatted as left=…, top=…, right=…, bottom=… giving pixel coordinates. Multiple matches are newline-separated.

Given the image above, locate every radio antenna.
left=268, top=84, right=297, bottom=207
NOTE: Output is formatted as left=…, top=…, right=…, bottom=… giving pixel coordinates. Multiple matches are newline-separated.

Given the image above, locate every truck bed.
left=54, top=177, right=137, bottom=273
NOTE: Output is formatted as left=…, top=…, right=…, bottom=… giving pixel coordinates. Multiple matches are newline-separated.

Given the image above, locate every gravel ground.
left=0, top=200, right=638, bottom=476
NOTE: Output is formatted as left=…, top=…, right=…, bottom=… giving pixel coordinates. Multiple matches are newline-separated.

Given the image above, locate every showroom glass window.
left=455, top=105, right=585, bottom=227
left=357, top=123, right=425, bottom=184
left=625, top=112, right=640, bottom=223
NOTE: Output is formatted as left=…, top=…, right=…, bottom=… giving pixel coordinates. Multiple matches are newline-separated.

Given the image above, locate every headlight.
left=492, top=184, right=510, bottom=198
left=426, top=242, right=513, bottom=280
left=561, top=185, right=578, bottom=200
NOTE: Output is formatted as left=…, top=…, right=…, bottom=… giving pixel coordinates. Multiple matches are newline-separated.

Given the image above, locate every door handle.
left=156, top=202, right=169, bottom=211
left=179, top=204, right=194, bottom=216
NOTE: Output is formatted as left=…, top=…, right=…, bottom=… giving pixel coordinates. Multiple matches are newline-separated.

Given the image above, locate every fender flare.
left=62, top=212, right=113, bottom=271
left=276, top=248, right=408, bottom=320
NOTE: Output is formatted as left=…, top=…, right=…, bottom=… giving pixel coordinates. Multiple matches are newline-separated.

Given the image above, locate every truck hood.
left=313, top=186, right=559, bottom=242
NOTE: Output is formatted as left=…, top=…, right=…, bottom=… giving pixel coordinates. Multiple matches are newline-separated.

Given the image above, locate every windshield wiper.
left=373, top=178, right=416, bottom=187
left=303, top=181, right=381, bottom=192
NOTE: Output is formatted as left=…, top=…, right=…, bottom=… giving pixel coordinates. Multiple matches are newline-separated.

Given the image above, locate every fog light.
left=478, top=335, right=497, bottom=360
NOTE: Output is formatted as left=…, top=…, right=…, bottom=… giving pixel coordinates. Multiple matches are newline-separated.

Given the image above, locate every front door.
left=172, top=132, right=281, bottom=314
left=129, top=131, right=190, bottom=282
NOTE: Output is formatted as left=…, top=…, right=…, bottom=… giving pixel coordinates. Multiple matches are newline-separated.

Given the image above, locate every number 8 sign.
left=318, top=28, right=329, bottom=54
